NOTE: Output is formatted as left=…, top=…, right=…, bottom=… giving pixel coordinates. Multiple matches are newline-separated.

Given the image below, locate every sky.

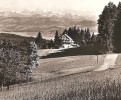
left=0, top=0, right=120, bottom=16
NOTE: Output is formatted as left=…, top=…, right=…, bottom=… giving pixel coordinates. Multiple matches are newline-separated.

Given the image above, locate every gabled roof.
left=60, top=34, right=74, bottom=41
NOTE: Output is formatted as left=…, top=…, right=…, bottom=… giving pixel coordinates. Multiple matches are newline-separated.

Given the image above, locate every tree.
left=35, top=32, right=43, bottom=49
left=62, top=29, right=68, bottom=35
left=27, top=41, right=39, bottom=81
left=114, top=2, right=121, bottom=52
left=90, top=33, right=96, bottom=46
left=48, top=39, right=54, bottom=49
left=97, top=2, right=117, bottom=53
left=0, top=40, right=22, bottom=90
left=0, top=39, right=39, bottom=90
left=80, top=29, right=86, bottom=46
left=85, top=28, right=91, bottom=45
left=67, top=26, right=80, bottom=44
left=54, top=30, right=61, bottom=48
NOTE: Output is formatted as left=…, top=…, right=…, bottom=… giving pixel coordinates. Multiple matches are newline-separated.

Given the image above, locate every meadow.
left=0, top=51, right=121, bottom=100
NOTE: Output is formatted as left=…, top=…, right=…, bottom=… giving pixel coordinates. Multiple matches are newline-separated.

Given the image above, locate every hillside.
left=0, top=33, right=35, bottom=42
left=1, top=53, right=121, bottom=100
left=0, top=17, right=96, bottom=33
left=0, top=11, right=97, bottom=35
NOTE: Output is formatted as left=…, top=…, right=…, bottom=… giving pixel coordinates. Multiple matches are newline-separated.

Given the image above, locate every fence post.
left=97, top=55, right=98, bottom=63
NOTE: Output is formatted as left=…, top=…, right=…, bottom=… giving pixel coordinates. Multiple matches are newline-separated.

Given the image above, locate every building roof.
left=60, top=34, right=74, bottom=41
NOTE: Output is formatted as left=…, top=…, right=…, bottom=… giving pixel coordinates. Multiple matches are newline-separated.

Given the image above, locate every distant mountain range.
left=0, top=10, right=97, bottom=35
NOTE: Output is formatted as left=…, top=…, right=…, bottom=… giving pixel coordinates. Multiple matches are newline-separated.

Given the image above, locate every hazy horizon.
left=0, top=0, right=120, bottom=19
left=0, top=0, right=120, bottom=38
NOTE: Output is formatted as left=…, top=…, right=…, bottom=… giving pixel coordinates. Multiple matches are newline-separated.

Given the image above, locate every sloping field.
left=1, top=62, right=121, bottom=100
left=1, top=50, right=121, bottom=100
left=33, top=49, right=105, bottom=81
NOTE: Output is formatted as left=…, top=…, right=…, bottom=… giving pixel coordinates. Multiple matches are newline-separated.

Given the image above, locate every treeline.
left=35, top=27, right=96, bottom=49
left=48, top=27, right=96, bottom=49
left=35, top=32, right=50, bottom=49
left=35, top=31, right=62, bottom=49
left=62, top=26, right=96, bottom=46
left=0, top=39, right=39, bottom=90
left=97, top=2, right=121, bottom=53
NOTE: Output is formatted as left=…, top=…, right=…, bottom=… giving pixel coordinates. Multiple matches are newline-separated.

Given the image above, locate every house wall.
left=60, top=34, right=79, bottom=49
left=62, top=44, right=73, bottom=48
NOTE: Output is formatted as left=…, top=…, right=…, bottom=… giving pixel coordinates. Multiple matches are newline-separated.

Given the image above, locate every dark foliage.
left=62, top=26, right=95, bottom=46
left=51, top=26, right=95, bottom=49
left=114, top=2, right=121, bottom=52
left=54, top=30, right=62, bottom=48
left=48, top=39, right=54, bottom=49
left=0, top=40, right=27, bottom=89
left=0, top=34, right=39, bottom=90
left=41, top=46, right=99, bottom=59
left=35, top=32, right=43, bottom=49
left=97, top=2, right=121, bottom=53
left=35, top=32, right=51, bottom=49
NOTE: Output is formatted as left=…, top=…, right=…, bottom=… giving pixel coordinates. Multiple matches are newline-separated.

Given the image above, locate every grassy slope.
left=37, top=54, right=105, bottom=73
left=1, top=63, right=121, bottom=100
left=32, top=54, right=105, bottom=81
left=0, top=52, right=116, bottom=100
left=0, top=48, right=121, bottom=100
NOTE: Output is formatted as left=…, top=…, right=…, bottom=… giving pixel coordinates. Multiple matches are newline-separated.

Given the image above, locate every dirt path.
left=94, top=54, right=118, bottom=71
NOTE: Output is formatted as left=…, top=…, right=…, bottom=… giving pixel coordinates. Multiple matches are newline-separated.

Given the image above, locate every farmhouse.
left=60, top=34, right=79, bottom=48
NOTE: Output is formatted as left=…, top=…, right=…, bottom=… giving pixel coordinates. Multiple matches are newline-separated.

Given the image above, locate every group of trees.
left=0, top=39, right=39, bottom=90
left=35, top=27, right=96, bottom=49
left=0, top=40, right=22, bottom=90
left=97, top=2, right=121, bottom=53
left=47, top=27, right=96, bottom=49
left=35, top=32, right=49, bottom=49
left=62, top=26, right=96, bottom=46
left=35, top=32, right=43, bottom=49
left=48, top=26, right=96, bottom=49
left=48, top=31, right=62, bottom=49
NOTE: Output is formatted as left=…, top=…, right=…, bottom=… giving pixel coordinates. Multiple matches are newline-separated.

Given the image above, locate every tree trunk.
left=7, top=85, right=9, bottom=90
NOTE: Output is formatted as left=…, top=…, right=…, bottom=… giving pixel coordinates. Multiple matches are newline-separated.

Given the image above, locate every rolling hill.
left=0, top=11, right=97, bottom=36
